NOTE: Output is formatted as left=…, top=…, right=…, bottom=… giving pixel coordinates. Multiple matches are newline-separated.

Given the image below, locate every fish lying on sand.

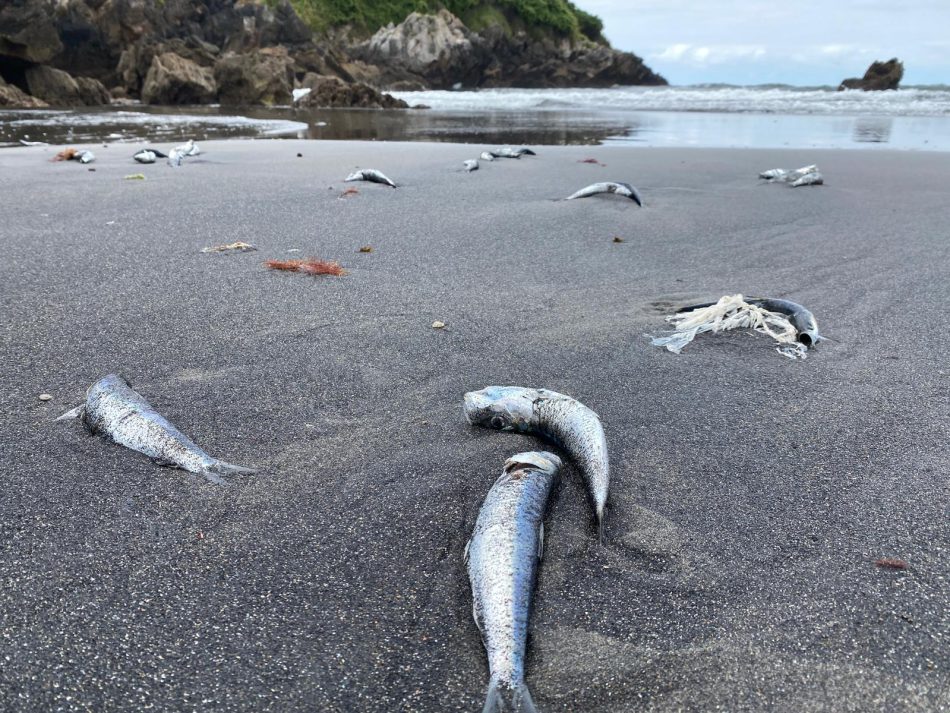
left=759, top=164, right=821, bottom=186
left=565, top=181, right=642, bottom=206
left=479, top=151, right=496, bottom=162
left=133, top=148, right=168, bottom=164
left=19, top=139, right=49, bottom=147
left=167, top=149, right=184, bottom=167
left=77, top=150, right=95, bottom=164
left=344, top=169, right=397, bottom=188
left=175, top=139, right=201, bottom=157
left=463, top=159, right=479, bottom=172
left=467, top=451, right=562, bottom=713
left=651, top=294, right=822, bottom=359
left=489, top=146, right=536, bottom=159
left=464, top=386, right=610, bottom=542
left=201, top=241, right=258, bottom=253
left=57, top=374, right=256, bottom=484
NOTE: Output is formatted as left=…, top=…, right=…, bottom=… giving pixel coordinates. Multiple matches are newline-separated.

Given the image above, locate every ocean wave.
left=391, top=85, right=950, bottom=117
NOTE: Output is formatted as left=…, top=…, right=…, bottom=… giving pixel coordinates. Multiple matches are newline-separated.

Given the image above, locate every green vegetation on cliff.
left=282, top=0, right=607, bottom=43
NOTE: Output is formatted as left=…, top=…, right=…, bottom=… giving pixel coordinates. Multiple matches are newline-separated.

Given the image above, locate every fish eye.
left=490, top=415, right=507, bottom=429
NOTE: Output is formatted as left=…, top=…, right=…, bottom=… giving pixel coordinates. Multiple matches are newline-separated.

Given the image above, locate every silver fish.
left=676, top=296, right=824, bottom=348
left=758, top=168, right=788, bottom=181
left=479, top=151, right=496, bottom=162
left=790, top=171, right=823, bottom=187
left=466, top=451, right=562, bottom=713
left=464, top=386, right=610, bottom=542
left=19, top=139, right=49, bottom=147
left=167, top=149, right=184, bottom=167
left=78, top=150, right=95, bottom=164
left=344, top=169, right=397, bottom=188
left=489, top=146, right=536, bottom=159
left=464, top=159, right=479, bottom=172
left=57, top=374, right=256, bottom=484
left=175, top=139, right=200, bottom=157
left=133, top=148, right=168, bottom=164
left=760, top=164, right=818, bottom=183
left=565, top=181, right=642, bottom=206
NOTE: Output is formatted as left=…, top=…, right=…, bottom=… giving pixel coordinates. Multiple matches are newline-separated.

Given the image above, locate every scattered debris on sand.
left=358, top=246, right=373, bottom=253
left=123, top=173, right=146, bottom=180
left=265, top=258, right=347, bottom=276
left=760, top=164, right=823, bottom=187
left=340, top=187, right=360, bottom=199
left=201, top=242, right=258, bottom=253
left=874, top=558, right=909, bottom=570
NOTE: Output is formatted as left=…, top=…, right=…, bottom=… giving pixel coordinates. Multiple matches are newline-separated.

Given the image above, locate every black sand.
left=1, top=141, right=948, bottom=711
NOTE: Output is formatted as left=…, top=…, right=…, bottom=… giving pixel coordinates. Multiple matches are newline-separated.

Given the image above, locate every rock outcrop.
left=352, top=9, right=666, bottom=89
left=141, top=52, right=217, bottom=105
left=839, top=58, right=903, bottom=91
left=0, top=76, right=48, bottom=107
left=214, top=48, right=294, bottom=106
left=24, top=65, right=110, bottom=106
left=295, top=74, right=408, bottom=109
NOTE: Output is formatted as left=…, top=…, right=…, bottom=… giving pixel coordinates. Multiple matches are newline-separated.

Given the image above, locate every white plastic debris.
left=648, top=294, right=808, bottom=360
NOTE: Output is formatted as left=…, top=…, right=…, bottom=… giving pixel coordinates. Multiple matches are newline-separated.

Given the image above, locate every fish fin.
left=482, top=680, right=537, bottom=713
left=150, top=457, right=180, bottom=468
left=55, top=405, right=84, bottom=422
left=537, top=523, right=544, bottom=561
left=204, top=460, right=258, bottom=477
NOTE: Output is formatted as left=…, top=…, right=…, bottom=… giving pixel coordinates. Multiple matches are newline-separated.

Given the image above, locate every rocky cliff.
left=0, top=0, right=665, bottom=108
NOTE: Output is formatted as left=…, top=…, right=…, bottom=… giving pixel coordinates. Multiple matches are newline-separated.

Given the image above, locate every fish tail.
left=597, top=505, right=606, bottom=545
left=203, top=460, right=258, bottom=479
left=55, top=405, right=84, bottom=422
left=482, top=680, right=537, bottom=713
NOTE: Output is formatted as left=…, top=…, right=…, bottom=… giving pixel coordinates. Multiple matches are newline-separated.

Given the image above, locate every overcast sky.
left=577, top=0, right=949, bottom=86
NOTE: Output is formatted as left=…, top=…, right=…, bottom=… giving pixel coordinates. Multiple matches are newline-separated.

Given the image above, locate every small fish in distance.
left=344, top=169, right=397, bottom=188
left=464, top=386, right=610, bottom=543
left=463, top=159, right=479, bottom=172
left=566, top=181, right=642, bottom=206
left=175, top=139, right=200, bottom=157
left=467, top=451, right=562, bottom=713
left=790, top=171, right=823, bottom=187
left=133, top=148, right=168, bottom=164
left=167, top=149, right=184, bottom=167
left=57, top=374, right=256, bottom=484
left=479, top=151, right=496, bottom=162
left=489, top=146, right=536, bottom=159
left=20, top=139, right=49, bottom=147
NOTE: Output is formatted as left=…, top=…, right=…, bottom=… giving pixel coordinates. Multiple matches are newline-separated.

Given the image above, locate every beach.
left=0, top=140, right=948, bottom=711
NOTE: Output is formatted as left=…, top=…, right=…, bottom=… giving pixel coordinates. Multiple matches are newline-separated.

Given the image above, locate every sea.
left=3, top=84, right=950, bottom=151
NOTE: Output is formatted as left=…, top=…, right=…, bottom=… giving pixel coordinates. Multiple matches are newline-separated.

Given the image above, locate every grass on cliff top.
left=282, top=0, right=606, bottom=42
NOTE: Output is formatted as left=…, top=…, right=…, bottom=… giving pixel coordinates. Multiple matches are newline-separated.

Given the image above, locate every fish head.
left=504, top=450, right=562, bottom=477
left=791, top=311, right=821, bottom=348
left=463, top=386, right=540, bottom=432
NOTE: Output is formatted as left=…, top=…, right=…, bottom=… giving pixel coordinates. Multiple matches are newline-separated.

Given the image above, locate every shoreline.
left=1, top=140, right=948, bottom=712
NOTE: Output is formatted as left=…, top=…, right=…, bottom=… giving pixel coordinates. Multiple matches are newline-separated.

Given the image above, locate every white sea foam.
left=391, top=85, right=950, bottom=117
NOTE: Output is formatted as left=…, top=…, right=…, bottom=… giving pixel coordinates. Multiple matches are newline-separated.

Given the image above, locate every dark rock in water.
left=0, top=1, right=62, bottom=64
left=295, top=75, right=408, bottom=109
left=839, top=58, right=903, bottom=91
left=214, top=47, right=295, bottom=106
left=0, top=76, right=47, bottom=107
left=352, top=9, right=666, bottom=90
left=24, top=65, right=110, bottom=106
left=141, top=52, right=217, bottom=105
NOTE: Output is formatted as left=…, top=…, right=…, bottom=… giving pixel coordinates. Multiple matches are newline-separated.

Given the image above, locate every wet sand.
left=0, top=140, right=948, bottom=711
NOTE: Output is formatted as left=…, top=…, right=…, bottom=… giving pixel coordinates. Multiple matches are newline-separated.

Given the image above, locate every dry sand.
left=0, top=140, right=948, bottom=711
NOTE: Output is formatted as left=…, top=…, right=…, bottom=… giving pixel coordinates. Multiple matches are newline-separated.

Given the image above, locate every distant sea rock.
left=295, top=74, right=408, bottom=109
left=839, top=58, right=903, bottom=91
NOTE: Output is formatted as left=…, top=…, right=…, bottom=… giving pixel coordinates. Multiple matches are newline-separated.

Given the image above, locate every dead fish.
left=19, top=139, right=49, bottom=147
left=758, top=168, right=788, bottom=181
left=566, top=181, right=642, bottom=206
left=201, top=241, right=258, bottom=253
left=467, top=451, right=562, bottom=713
left=344, top=169, right=397, bottom=188
left=133, top=148, right=168, bottom=163
left=464, top=386, right=610, bottom=542
left=57, top=374, right=256, bottom=484
left=490, top=146, right=536, bottom=159
left=677, top=296, right=823, bottom=348
left=479, top=151, right=496, bottom=162
left=167, top=149, right=184, bottom=167
left=463, top=159, right=479, bottom=172
left=175, top=139, right=200, bottom=157
left=759, top=164, right=818, bottom=183
left=78, top=150, right=95, bottom=164
left=790, top=171, right=823, bottom=187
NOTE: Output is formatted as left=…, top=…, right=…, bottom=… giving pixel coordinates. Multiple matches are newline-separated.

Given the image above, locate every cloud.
left=652, top=44, right=767, bottom=65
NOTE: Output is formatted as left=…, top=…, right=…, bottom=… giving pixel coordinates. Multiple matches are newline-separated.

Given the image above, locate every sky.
left=576, top=0, right=949, bottom=86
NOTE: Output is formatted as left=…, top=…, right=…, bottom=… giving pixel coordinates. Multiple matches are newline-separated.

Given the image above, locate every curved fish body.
left=19, top=139, right=49, bottom=147
left=345, top=169, right=397, bottom=188
left=565, top=181, right=642, bottom=206
left=57, top=374, right=256, bottom=484
left=480, top=151, right=496, bottom=162
left=467, top=451, right=562, bottom=713
left=133, top=149, right=168, bottom=163
left=167, top=149, right=184, bottom=167
left=676, top=297, right=822, bottom=348
left=175, top=139, right=200, bottom=157
left=464, top=386, right=610, bottom=542
left=790, top=171, right=823, bottom=187
left=489, top=146, right=535, bottom=159
left=464, top=159, right=479, bottom=172
left=758, top=168, right=788, bottom=181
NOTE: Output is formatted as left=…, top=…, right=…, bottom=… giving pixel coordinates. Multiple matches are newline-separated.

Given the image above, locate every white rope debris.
left=649, top=294, right=808, bottom=360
